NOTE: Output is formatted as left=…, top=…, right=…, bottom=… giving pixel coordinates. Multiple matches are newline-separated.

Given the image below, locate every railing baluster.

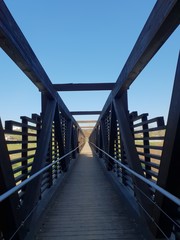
left=20, top=98, right=56, bottom=237
left=113, top=97, right=152, bottom=223
left=153, top=53, right=180, bottom=238
left=0, top=119, right=21, bottom=239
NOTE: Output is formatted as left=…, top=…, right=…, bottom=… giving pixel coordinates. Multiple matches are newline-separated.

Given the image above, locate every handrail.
left=0, top=143, right=84, bottom=203
left=89, top=142, right=180, bottom=207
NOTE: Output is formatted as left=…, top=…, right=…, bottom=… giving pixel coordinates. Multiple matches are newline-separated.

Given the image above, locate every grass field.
left=5, top=133, right=36, bottom=180
left=5, top=128, right=165, bottom=183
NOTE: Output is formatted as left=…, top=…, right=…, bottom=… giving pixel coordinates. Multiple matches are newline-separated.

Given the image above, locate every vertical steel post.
left=153, top=54, right=180, bottom=238
left=0, top=119, right=21, bottom=239
left=113, top=95, right=152, bottom=225
left=20, top=96, right=56, bottom=237
left=107, top=104, right=117, bottom=171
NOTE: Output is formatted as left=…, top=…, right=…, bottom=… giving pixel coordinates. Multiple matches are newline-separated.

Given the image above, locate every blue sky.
left=0, top=0, right=179, bottom=125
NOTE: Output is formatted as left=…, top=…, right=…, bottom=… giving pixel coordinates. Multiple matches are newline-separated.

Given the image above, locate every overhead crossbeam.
left=77, top=120, right=97, bottom=123
left=53, top=83, right=115, bottom=91
left=71, top=111, right=101, bottom=115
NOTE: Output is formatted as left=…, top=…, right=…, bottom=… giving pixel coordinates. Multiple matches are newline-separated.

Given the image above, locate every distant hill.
left=83, top=129, right=92, bottom=139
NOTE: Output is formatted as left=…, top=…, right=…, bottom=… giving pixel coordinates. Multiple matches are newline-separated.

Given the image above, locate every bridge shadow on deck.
left=36, top=143, right=145, bottom=240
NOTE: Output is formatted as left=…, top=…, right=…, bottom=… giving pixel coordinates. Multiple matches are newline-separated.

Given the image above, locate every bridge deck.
left=36, top=143, right=144, bottom=240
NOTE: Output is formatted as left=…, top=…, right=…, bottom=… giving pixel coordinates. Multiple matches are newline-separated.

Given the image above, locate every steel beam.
left=153, top=53, right=180, bottom=238
left=0, top=119, right=21, bottom=239
left=53, top=83, right=115, bottom=91
left=21, top=98, right=56, bottom=234
left=77, top=120, right=97, bottom=123
left=107, top=103, right=117, bottom=170
left=113, top=97, right=152, bottom=223
left=97, top=126, right=102, bottom=157
left=0, top=1, right=77, bottom=126
left=100, top=119, right=109, bottom=162
left=95, top=0, right=180, bottom=126
left=54, top=105, right=66, bottom=171
left=64, top=120, right=73, bottom=169
left=71, top=111, right=101, bottom=115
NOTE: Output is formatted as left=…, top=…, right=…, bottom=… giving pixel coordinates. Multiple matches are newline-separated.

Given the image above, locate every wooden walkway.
left=36, top=143, right=145, bottom=240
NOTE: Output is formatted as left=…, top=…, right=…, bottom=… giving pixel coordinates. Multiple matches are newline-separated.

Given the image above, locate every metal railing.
left=90, top=142, right=180, bottom=239
left=1, top=144, right=84, bottom=240
left=89, top=1, right=180, bottom=238
left=0, top=144, right=84, bottom=204
left=0, top=1, right=179, bottom=239
left=0, top=1, right=86, bottom=239
left=90, top=142, right=180, bottom=206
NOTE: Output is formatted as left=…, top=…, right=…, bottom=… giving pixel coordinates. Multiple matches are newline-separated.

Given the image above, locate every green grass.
left=6, top=140, right=36, bottom=180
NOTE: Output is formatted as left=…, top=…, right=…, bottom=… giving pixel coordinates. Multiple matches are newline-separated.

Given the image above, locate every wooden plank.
left=53, top=83, right=115, bottom=91
left=95, top=0, right=180, bottom=126
left=153, top=53, right=180, bottom=238
left=0, top=119, right=21, bottom=239
left=71, top=111, right=101, bottom=115
left=36, top=143, right=146, bottom=240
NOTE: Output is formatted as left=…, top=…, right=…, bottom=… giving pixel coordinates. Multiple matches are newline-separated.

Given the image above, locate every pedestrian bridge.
left=0, top=1, right=180, bottom=239
left=36, top=142, right=145, bottom=240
